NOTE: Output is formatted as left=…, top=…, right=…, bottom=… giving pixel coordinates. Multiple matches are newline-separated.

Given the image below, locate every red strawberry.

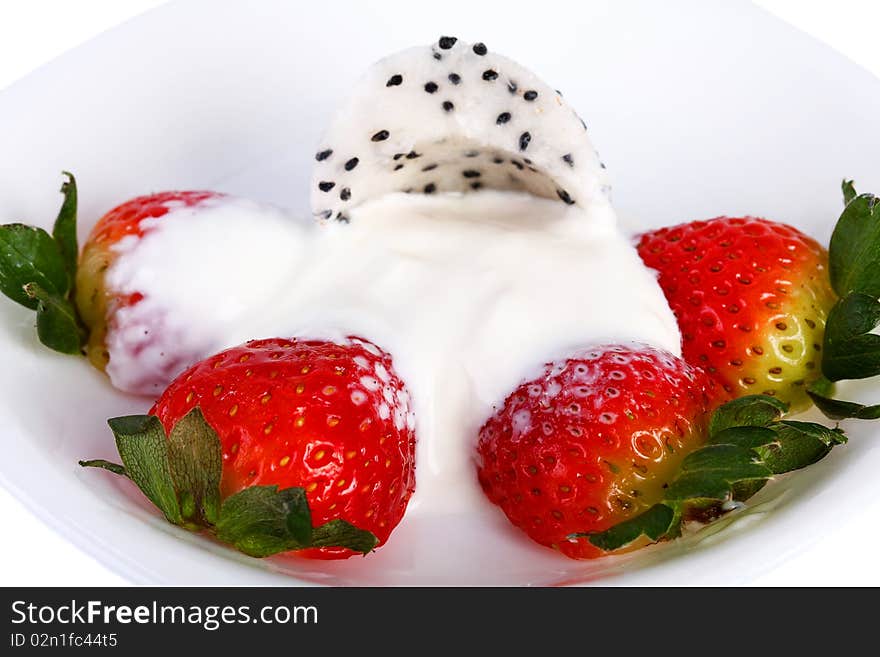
left=75, top=190, right=222, bottom=376
left=476, top=344, right=716, bottom=559
left=149, top=336, right=416, bottom=559
left=637, top=217, right=836, bottom=410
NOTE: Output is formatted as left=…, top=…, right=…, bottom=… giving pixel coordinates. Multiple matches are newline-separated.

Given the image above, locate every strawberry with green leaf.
left=81, top=336, right=417, bottom=559
left=476, top=344, right=720, bottom=559
left=586, top=394, right=846, bottom=552
left=0, top=176, right=235, bottom=391
left=476, top=343, right=848, bottom=559
left=637, top=181, right=880, bottom=418
left=0, top=172, right=230, bottom=384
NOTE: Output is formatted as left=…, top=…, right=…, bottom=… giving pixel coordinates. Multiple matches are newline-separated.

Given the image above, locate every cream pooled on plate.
left=102, top=190, right=680, bottom=513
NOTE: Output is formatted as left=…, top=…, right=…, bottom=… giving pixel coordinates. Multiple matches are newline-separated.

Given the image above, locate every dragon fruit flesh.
left=311, top=37, right=611, bottom=223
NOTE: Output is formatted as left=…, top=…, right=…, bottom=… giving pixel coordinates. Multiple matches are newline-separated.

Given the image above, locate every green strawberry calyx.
left=806, top=181, right=880, bottom=419
left=0, top=172, right=88, bottom=354
left=577, top=395, right=846, bottom=552
left=79, top=408, right=379, bottom=557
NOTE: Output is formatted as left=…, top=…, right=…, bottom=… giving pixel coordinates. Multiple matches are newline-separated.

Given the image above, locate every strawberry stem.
left=805, top=182, right=880, bottom=420
left=0, top=172, right=88, bottom=354
left=80, top=407, right=378, bottom=557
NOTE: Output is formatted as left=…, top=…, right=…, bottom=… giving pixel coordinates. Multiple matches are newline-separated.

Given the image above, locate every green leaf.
left=664, top=443, right=772, bottom=502
left=589, top=384, right=851, bottom=552
left=730, top=478, right=768, bottom=503
left=0, top=173, right=90, bottom=357
left=24, top=283, right=83, bottom=354
left=78, top=459, right=128, bottom=477
left=829, top=192, right=880, bottom=298
left=311, top=520, right=380, bottom=554
left=807, top=387, right=880, bottom=421
left=107, top=415, right=182, bottom=525
left=757, top=421, right=847, bottom=474
left=52, top=172, right=78, bottom=283
left=842, top=180, right=857, bottom=206
left=0, top=223, right=68, bottom=309
left=821, top=293, right=880, bottom=381
left=708, top=425, right=779, bottom=448
left=782, top=420, right=847, bottom=447
left=82, top=412, right=379, bottom=559
left=216, top=486, right=314, bottom=557
left=680, top=444, right=771, bottom=477
left=584, top=504, right=677, bottom=552
left=166, top=408, right=223, bottom=525
left=216, top=486, right=379, bottom=557
left=664, top=472, right=742, bottom=502
left=708, top=395, right=788, bottom=436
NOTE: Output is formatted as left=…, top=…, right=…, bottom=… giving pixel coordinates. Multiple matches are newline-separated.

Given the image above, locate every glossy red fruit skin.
left=476, top=344, right=716, bottom=560
left=636, top=217, right=834, bottom=408
left=76, top=191, right=223, bottom=373
left=151, top=337, right=417, bottom=560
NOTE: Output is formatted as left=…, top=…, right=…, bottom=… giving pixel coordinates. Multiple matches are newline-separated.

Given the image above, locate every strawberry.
left=82, top=336, right=417, bottom=560
left=0, top=175, right=226, bottom=378
left=637, top=217, right=836, bottom=410
left=476, top=344, right=717, bottom=559
left=75, top=190, right=222, bottom=375
left=584, top=392, right=847, bottom=556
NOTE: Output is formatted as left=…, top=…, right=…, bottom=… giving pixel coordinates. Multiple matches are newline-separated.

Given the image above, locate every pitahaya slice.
left=311, top=37, right=610, bottom=223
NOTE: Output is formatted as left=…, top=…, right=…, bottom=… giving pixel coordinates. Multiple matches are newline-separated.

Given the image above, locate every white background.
left=0, top=0, right=878, bottom=586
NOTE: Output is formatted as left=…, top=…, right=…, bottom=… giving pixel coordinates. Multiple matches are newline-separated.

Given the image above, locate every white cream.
left=105, top=197, right=310, bottom=395
left=104, top=191, right=680, bottom=516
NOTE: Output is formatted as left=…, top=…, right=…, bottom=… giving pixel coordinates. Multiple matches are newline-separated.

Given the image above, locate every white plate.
left=2, top=0, right=880, bottom=586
